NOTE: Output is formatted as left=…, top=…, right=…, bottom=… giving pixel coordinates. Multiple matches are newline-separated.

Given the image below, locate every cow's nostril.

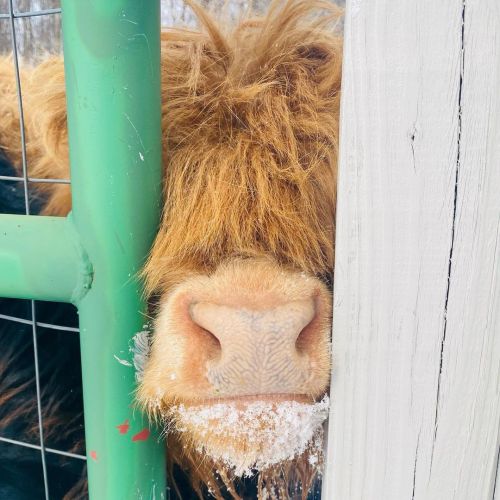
left=189, top=303, right=224, bottom=348
left=295, top=321, right=315, bottom=355
left=200, top=326, right=222, bottom=356
left=294, top=302, right=319, bottom=354
left=187, top=304, right=222, bottom=360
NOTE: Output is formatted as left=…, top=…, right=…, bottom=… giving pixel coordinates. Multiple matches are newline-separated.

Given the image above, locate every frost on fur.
left=130, top=327, right=152, bottom=383
left=165, top=396, right=330, bottom=478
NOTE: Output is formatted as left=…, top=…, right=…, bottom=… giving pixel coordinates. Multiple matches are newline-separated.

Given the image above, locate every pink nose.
left=189, top=300, right=316, bottom=395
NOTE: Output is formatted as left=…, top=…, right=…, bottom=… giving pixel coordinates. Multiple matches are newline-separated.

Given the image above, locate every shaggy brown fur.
left=0, top=1, right=342, bottom=498
left=0, top=55, right=69, bottom=215
left=148, top=0, right=342, bottom=295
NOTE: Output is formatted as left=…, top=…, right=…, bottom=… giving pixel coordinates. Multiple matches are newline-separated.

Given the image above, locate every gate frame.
left=0, top=1, right=166, bottom=498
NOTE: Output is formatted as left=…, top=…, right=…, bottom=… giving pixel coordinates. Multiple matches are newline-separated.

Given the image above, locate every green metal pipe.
left=0, top=214, right=91, bottom=303
left=61, top=0, right=165, bottom=498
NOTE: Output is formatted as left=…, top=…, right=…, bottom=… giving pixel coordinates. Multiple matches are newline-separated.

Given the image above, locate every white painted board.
left=324, top=1, right=500, bottom=499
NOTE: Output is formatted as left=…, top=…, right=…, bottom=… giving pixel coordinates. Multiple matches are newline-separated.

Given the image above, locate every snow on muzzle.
left=164, top=395, right=330, bottom=477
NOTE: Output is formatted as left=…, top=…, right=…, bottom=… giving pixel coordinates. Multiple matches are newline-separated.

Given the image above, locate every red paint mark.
left=132, top=428, right=150, bottom=442
left=90, top=451, right=98, bottom=461
left=116, top=419, right=130, bottom=435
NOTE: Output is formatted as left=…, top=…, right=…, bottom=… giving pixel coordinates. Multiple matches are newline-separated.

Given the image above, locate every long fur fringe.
left=147, top=0, right=342, bottom=296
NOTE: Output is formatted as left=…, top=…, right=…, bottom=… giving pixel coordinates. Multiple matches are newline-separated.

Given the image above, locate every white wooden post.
left=324, top=0, right=500, bottom=499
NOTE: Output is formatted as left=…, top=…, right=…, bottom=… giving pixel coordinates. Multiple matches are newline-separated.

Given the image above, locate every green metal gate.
left=0, top=0, right=166, bottom=497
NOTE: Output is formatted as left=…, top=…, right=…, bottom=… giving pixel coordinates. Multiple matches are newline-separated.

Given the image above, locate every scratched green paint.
left=0, top=0, right=166, bottom=498
left=61, top=0, right=165, bottom=497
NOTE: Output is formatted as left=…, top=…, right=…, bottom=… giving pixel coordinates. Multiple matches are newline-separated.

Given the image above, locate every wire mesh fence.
left=0, top=2, right=83, bottom=499
left=0, top=297, right=86, bottom=498
left=0, top=1, right=61, bottom=63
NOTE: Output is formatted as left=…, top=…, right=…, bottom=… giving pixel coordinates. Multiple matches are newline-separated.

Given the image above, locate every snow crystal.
left=166, top=395, right=329, bottom=477
left=130, top=328, right=152, bottom=382
left=113, top=354, right=133, bottom=367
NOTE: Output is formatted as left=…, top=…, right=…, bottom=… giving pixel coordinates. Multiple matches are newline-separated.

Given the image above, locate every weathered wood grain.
left=324, top=0, right=500, bottom=499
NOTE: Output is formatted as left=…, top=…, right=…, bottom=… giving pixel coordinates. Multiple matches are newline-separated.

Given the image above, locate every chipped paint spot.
left=139, top=152, right=144, bottom=161
left=132, top=428, right=150, bottom=442
left=170, top=372, right=177, bottom=381
left=90, top=450, right=98, bottom=461
left=114, top=354, right=133, bottom=367
left=116, top=419, right=130, bottom=435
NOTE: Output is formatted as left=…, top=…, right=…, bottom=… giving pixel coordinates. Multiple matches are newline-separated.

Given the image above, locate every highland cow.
left=0, top=1, right=342, bottom=498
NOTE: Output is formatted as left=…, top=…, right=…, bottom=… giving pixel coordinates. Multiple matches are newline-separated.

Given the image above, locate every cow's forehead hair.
left=143, top=0, right=343, bottom=296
